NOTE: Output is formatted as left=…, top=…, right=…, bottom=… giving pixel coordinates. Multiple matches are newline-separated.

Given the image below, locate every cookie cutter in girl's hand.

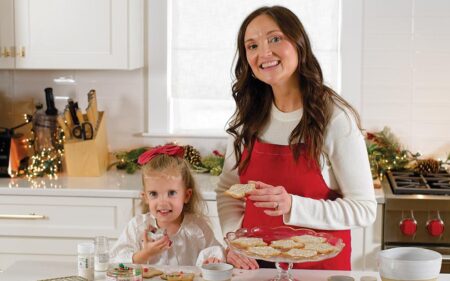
left=147, top=228, right=167, bottom=241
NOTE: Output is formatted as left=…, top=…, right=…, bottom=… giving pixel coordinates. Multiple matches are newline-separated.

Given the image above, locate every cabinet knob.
left=400, top=218, right=417, bottom=236
left=16, top=46, right=26, bottom=58
left=1, top=47, right=11, bottom=58
left=427, top=219, right=445, bottom=237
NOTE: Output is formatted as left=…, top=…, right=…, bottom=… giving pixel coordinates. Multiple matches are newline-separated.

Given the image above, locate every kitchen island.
left=6, top=260, right=449, bottom=281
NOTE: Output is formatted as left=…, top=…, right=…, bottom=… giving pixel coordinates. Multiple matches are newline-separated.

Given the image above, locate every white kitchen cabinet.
left=0, top=0, right=14, bottom=68
left=0, top=195, right=135, bottom=270
left=0, top=0, right=143, bottom=70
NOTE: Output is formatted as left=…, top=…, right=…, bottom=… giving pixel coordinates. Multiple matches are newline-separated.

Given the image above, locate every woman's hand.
left=226, top=248, right=259, bottom=270
left=247, top=181, right=292, bottom=216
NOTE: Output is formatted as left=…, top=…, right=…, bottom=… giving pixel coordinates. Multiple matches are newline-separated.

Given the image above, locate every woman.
left=215, top=6, right=376, bottom=270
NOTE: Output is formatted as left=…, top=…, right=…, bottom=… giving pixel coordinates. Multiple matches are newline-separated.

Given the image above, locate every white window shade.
left=147, top=0, right=341, bottom=137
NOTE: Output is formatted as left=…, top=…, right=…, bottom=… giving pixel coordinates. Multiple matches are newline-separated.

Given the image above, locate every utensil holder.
left=63, top=112, right=108, bottom=177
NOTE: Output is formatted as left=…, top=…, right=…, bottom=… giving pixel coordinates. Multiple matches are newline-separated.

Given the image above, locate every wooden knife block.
left=63, top=111, right=109, bottom=177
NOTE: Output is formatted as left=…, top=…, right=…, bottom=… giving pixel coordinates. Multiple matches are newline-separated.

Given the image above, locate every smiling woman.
left=146, top=0, right=342, bottom=137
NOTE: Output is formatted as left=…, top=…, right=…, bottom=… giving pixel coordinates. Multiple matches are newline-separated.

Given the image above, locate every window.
left=147, top=0, right=348, bottom=138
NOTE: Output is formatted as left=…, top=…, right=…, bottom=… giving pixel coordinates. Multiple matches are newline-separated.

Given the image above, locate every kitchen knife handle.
left=56, top=115, right=71, bottom=138
left=76, top=109, right=84, bottom=123
left=67, top=99, right=80, bottom=125
left=64, top=108, right=73, bottom=129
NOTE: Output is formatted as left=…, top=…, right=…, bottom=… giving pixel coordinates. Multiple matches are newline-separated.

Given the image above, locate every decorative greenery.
left=109, top=146, right=225, bottom=176
left=365, top=127, right=420, bottom=180
left=197, top=151, right=225, bottom=176
left=109, top=147, right=149, bottom=174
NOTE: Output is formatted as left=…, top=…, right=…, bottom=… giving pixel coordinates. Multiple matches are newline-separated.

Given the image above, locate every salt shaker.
left=77, top=242, right=94, bottom=281
left=94, top=236, right=110, bottom=271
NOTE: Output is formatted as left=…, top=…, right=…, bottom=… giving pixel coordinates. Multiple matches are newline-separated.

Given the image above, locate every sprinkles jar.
left=106, top=264, right=143, bottom=281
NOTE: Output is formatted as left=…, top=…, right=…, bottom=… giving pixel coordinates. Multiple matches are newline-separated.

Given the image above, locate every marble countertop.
left=6, top=260, right=447, bottom=281
left=0, top=169, right=218, bottom=200
left=0, top=169, right=384, bottom=203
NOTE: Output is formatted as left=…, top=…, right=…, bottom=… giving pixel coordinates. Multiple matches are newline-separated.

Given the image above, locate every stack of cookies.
left=230, top=234, right=339, bottom=260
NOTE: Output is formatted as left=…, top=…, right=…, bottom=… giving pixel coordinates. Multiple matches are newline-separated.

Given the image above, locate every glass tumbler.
left=94, top=236, right=109, bottom=271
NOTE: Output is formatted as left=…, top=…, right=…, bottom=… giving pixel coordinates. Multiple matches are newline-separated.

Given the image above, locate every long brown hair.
left=227, top=5, right=361, bottom=172
left=140, top=154, right=205, bottom=216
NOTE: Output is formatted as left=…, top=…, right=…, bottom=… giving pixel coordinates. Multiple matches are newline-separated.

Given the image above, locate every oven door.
left=384, top=245, right=450, bottom=273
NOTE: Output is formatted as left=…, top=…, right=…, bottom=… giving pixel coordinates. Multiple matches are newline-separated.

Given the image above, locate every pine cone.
left=183, top=145, right=203, bottom=167
left=415, top=159, right=441, bottom=174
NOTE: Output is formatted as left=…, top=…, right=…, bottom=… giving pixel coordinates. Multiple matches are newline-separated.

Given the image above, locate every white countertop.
left=0, top=169, right=218, bottom=200
left=6, top=260, right=449, bottom=281
left=0, top=170, right=384, bottom=203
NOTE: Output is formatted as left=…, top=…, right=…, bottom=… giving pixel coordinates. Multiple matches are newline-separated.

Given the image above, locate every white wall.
left=0, top=69, right=147, bottom=151
left=1, top=0, right=449, bottom=157
left=362, top=0, right=450, bottom=159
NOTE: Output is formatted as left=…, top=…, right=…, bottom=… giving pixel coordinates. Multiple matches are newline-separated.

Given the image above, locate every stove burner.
left=388, top=171, right=450, bottom=195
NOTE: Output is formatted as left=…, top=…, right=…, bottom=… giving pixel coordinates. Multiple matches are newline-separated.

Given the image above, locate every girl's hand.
left=203, top=257, right=223, bottom=264
left=133, top=227, right=171, bottom=264
left=247, top=181, right=292, bottom=216
left=143, top=233, right=171, bottom=256
left=226, top=248, right=259, bottom=270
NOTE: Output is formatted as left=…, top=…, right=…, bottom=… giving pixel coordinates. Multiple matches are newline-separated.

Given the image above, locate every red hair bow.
left=137, top=144, right=185, bottom=165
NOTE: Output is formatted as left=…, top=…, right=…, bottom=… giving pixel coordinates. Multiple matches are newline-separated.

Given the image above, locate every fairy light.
left=26, top=128, right=64, bottom=179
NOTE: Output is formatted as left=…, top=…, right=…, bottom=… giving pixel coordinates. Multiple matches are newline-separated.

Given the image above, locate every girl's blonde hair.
left=140, top=154, right=205, bottom=216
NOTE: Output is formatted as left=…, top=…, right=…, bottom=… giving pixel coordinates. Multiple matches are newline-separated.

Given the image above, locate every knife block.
left=63, top=111, right=109, bottom=177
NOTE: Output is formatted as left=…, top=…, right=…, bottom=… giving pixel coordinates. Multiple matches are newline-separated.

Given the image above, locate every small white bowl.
left=201, top=263, right=233, bottom=281
left=378, top=247, right=442, bottom=281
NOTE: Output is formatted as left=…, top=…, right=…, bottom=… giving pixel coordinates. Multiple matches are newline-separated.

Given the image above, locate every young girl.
left=110, top=144, right=224, bottom=266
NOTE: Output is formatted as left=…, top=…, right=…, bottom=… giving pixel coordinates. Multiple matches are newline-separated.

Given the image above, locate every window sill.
left=142, top=132, right=227, bottom=139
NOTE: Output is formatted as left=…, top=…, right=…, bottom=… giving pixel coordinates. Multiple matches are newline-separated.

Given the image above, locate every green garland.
left=109, top=146, right=225, bottom=176
left=109, top=147, right=149, bottom=174
left=366, top=127, right=420, bottom=180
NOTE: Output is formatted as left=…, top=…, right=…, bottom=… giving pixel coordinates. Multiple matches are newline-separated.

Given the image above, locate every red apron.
left=241, top=139, right=351, bottom=270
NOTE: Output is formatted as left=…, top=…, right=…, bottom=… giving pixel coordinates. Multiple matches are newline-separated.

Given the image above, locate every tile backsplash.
left=0, top=69, right=146, bottom=151
left=362, top=0, right=450, bottom=159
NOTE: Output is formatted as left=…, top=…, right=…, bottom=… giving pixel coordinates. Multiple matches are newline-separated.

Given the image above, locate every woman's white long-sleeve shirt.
left=215, top=103, right=377, bottom=236
left=110, top=213, right=224, bottom=266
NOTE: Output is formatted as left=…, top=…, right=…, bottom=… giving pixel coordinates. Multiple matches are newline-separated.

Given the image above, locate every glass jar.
left=32, top=104, right=57, bottom=152
left=77, top=242, right=94, bottom=281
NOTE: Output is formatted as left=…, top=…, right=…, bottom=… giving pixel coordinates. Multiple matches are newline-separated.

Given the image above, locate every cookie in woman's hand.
left=224, top=183, right=256, bottom=199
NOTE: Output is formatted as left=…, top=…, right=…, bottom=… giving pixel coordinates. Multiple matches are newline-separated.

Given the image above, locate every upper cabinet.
left=0, top=0, right=143, bottom=70
left=0, top=0, right=14, bottom=68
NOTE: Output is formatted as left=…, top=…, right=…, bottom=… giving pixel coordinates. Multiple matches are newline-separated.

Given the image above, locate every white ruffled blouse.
left=110, top=213, right=224, bottom=266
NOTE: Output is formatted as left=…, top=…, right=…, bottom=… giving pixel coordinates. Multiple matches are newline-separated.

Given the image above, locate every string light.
left=26, top=128, right=65, bottom=179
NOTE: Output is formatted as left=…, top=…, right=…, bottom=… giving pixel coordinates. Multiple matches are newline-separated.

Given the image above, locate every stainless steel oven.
left=382, top=171, right=450, bottom=273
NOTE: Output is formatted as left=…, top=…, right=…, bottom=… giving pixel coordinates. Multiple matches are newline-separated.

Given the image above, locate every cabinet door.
left=14, top=0, right=133, bottom=69
left=0, top=195, right=133, bottom=238
left=0, top=0, right=14, bottom=68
